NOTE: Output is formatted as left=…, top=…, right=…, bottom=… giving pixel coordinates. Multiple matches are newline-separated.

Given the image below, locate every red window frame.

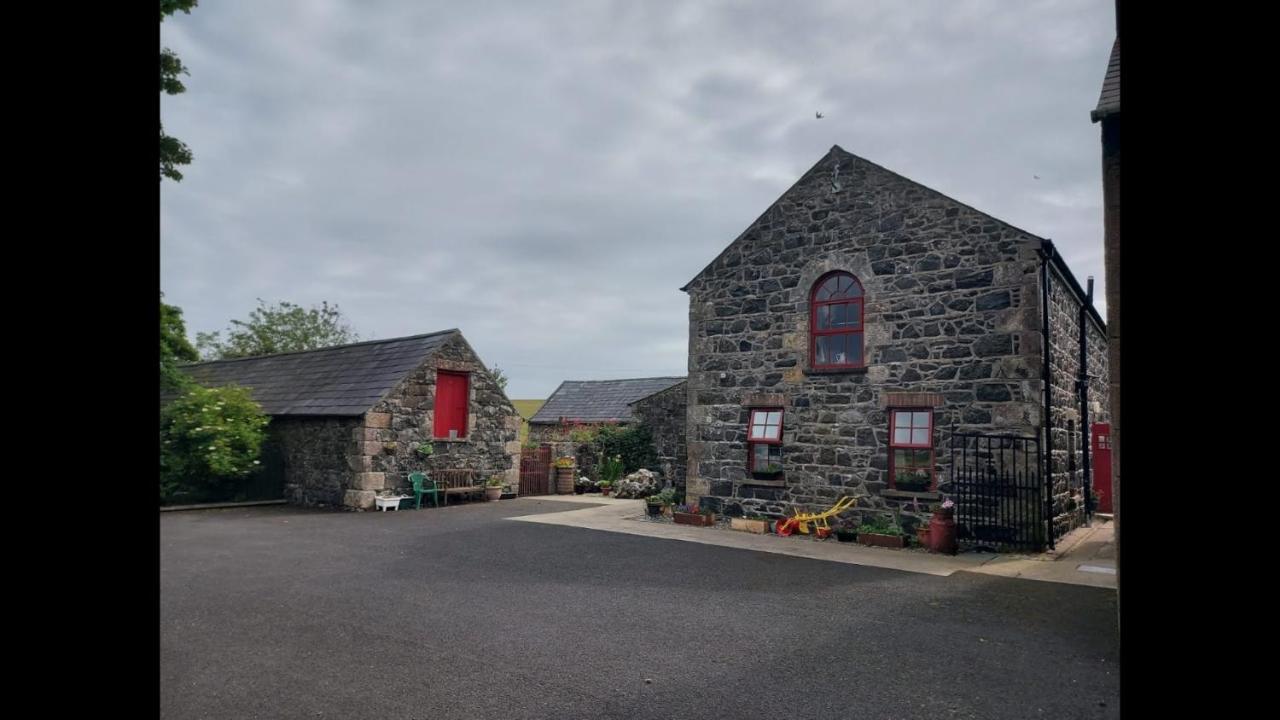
left=809, top=271, right=865, bottom=369
left=747, top=408, right=783, bottom=473
left=888, top=408, right=935, bottom=491
left=433, top=371, right=470, bottom=439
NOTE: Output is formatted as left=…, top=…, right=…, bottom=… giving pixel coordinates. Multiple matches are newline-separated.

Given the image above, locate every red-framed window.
left=810, top=271, right=865, bottom=369
left=747, top=408, right=783, bottom=473
left=433, top=371, right=470, bottom=439
left=889, top=409, right=934, bottom=491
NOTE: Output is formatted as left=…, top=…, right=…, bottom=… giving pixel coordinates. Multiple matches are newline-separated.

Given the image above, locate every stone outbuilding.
left=682, top=146, right=1109, bottom=550
left=173, top=329, right=522, bottom=510
left=528, top=377, right=687, bottom=485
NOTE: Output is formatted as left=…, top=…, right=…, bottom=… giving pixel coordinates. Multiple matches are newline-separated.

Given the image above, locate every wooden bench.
left=433, top=469, right=484, bottom=505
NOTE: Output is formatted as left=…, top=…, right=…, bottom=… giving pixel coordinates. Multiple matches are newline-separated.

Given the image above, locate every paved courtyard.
left=161, top=499, right=1119, bottom=719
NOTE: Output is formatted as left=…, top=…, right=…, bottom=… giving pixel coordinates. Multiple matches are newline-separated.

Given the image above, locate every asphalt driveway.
left=160, top=499, right=1119, bottom=719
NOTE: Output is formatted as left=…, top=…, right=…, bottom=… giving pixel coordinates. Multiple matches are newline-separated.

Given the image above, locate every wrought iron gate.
left=949, top=432, right=1048, bottom=552
left=518, top=443, right=552, bottom=496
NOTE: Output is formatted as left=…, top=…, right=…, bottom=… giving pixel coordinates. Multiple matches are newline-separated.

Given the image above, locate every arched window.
left=810, top=271, right=865, bottom=369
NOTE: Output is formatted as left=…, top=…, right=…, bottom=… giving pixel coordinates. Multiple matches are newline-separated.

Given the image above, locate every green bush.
left=160, top=384, right=270, bottom=503
left=591, top=424, right=657, bottom=475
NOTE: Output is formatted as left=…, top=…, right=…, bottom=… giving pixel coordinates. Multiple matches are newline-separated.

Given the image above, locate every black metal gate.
left=949, top=431, right=1049, bottom=552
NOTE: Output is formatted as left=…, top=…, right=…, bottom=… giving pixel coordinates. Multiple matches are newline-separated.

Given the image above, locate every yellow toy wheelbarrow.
left=775, top=495, right=857, bottom=537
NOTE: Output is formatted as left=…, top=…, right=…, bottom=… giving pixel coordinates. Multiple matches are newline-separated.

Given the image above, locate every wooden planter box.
left=858, top=532, right=907, bottom=548
left=730, top=517, right=769, bottom=534
left=673, top=512, right=716, bottom=527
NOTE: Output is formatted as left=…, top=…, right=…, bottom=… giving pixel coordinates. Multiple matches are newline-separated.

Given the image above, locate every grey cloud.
left=161, top=0, right=1115, bottom=398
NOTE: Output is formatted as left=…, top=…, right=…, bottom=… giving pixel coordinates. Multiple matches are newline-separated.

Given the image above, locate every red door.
left=433, top=372, right=469, bottom=439
left=1091, top=423, right=1113, bottom=513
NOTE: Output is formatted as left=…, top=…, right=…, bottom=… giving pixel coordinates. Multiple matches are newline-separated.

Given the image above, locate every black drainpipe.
left=1039, top=242, right=1055, bottom=550
left=1079, top=277, right=1094, bottom=521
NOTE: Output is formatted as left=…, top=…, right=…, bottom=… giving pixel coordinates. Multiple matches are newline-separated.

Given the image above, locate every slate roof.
left=166, top=330, right=458, bottom=416
left=1091, top=38, right=1120, bottom=122
left=529, top=377, right=686, bottom=424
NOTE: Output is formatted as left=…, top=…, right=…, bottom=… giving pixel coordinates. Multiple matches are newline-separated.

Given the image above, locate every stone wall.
left=1044, top=260, right=1111, bottom=538
left=684, top=147, right=1048, bottom=533
left=272, top=416, right=363, bottom=507
left=357, top=333, right=522, bottom=508
left=629, top=381, right=688, bottom=490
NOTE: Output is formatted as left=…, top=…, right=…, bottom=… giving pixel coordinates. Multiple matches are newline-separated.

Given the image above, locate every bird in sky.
left=816, top=111, right=824, bottom=119
left=1033, top=175, right=1041, bottom=180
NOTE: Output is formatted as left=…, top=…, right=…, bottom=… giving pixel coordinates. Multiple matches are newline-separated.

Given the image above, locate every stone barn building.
left=682, top=146, right=1109, bottom=550
left=172, top=329, right=522, bottom=510
left=528, top=377, right=687, bottom=486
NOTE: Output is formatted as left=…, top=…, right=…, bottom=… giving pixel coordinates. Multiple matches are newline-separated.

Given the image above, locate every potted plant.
left=672, top=504, right=716, bottom=527
left=485, top=475, right=504, bottom=501
left=554, top=456, right=576, bottom=494
left=834, top=519, right=858, bottom=543
left=598, top=480, right=614, bottom=496
left=375, top=491, right=410, bottom=512
left=894, top=468, right=931, bottom=492
left=856, top=516, right=907, bottom=548
left=815, top=525, right=833, bottom=539
left=415, top=442, right=434, bottom=458
left=730, top=514, right=770, bottom=534
left=645, top=495, right=665, bottom=518
left=753, top=463, right=784, bottom=479
left=928, top=499, right=958, bottom=555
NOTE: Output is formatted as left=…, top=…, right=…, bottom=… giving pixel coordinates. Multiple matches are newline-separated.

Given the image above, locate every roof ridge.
left=560, top=375, right=687, bottom=384
left=181, top=329, right=459, bottom=366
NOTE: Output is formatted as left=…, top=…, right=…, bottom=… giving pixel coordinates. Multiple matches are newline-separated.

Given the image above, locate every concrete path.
left=509, top=495, right=1117, bottom=588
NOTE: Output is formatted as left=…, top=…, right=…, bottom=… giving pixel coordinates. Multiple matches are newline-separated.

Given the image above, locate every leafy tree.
left=196, top=299, right=359, bottom=360
left=161, top=1, right=198, bottom=181
left=490, top=365, right=509, bottom=392
left=160, top=384, right=270, bottom=503
left=161, top=293, right=199, bottom=391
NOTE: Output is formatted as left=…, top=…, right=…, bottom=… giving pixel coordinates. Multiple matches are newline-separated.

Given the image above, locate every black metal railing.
left=949, top=431, right=1048, bottom=552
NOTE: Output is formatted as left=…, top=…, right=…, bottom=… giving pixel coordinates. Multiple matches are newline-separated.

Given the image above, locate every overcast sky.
left=160, top=0, right=1115, bottom=399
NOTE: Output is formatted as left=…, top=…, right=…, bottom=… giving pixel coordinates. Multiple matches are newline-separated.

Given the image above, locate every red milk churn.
left=928, top=512, right=957, bottom=555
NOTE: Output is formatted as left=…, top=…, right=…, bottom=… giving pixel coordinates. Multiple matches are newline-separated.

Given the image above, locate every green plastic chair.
left=408, top=472, right=440, bottom=509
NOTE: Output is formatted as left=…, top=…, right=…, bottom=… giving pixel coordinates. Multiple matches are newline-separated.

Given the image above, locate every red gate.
left=519, top=443, right=553, bottom=496
left=1091, top=423, right=1113, bottom=514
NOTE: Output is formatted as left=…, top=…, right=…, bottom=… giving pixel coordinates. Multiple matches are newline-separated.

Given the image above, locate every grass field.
left=511, top=399, right=545, bottom=445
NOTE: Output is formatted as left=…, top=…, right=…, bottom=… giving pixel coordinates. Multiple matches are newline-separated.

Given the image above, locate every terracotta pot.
left=485, top=486, right=502, bottom=501
left=815, top=527, right=832, bottom=539
left=601, top=487, right=613, bottom=496
left=916, top=526, right=931, bottom=546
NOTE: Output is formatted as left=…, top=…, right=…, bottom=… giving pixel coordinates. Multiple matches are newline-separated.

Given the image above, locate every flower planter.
left=673, top=512, right=716, bottom=527
left=814, top=527, right=832, bottom=540
left=834, top=530, right=858, bottom=543
left=555, top=466, right=576, bottom=494
left=375, top=495, right=409, bottom=512
left=730, top=517, right=769, bottom=534
left=645, top=502, right=665, bottom=518
left=916, top=526, right=931, bottom=547
left=858, top=532, right=907, bottom=549
left=485, top=487, right=502, bottom=501
left=601, top=487, right=613, bottom=497
left=928, top=513, right=957, bottom=555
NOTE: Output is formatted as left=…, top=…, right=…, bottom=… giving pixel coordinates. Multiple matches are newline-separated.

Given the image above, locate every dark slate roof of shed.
left=1091, top=38, right=1120, bottom=122
left=168, top=330, right=458, bottom=416
left=529, top=377, right=686, bottom=424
